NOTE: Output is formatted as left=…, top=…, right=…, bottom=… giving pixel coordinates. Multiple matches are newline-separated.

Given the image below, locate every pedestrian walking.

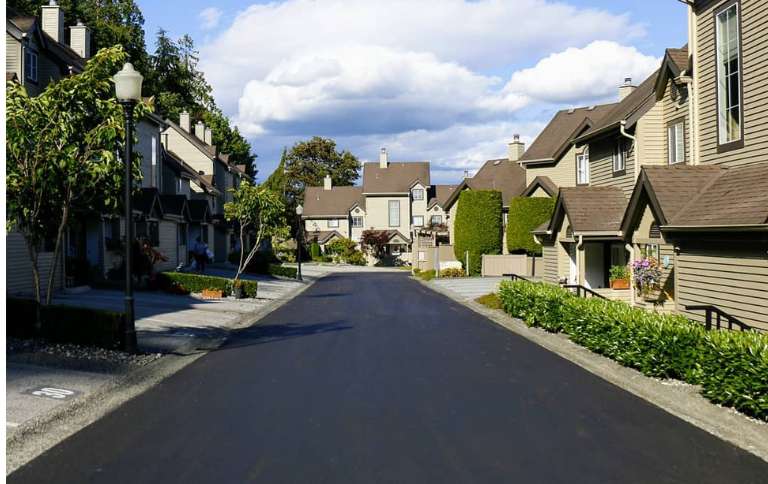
left=192, top=237, right=208, bottom=274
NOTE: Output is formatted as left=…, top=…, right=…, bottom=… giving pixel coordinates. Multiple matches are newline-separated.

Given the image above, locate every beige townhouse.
left=442, top=138, right=528, bottom=254
left=302, top=149, right=454, bottom=264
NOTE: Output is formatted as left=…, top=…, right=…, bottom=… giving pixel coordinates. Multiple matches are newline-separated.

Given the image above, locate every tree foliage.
left=7, top=46, right=149, bottom=307
left=361, top=230, right=390, bottom=260
left=284, top=137, right=361, bottom=205
left=506, top=196, right=556, bottom=256
left=224, top=182, right=289, bottom=281
left=453, top=190, right=503, bottom=275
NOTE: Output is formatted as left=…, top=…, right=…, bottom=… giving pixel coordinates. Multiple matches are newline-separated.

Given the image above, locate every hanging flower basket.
left=631, top=257, right=662, bottom=297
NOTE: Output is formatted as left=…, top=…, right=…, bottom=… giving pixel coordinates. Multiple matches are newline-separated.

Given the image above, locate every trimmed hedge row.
left=498, top=280, right=768, bottom=420
left=268, top=264, right=298, bottom=278
left=453, top=190, right=503, bottom=275
left=157, top=272, right=258, bottom=298
left=8, top=298, right=126, bottom=349
left=506, top=196, right=555, bottom=256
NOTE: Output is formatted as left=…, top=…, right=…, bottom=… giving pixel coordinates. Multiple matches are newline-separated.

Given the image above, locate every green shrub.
left=609, top=265, right=630, bottom=281
left=497, top=280, right=768, bottom=420
left=440, top=267, right=465, bottom=278
left=475, top=293, right=502, bottom=310
left=506, top=196, right=555, bottom=256
left=7, top=298, right=126, bottom=350
left=453, top=190, right=503, bottom=276
left=416, top=269, right=436, bottom=281
left=269, top=264, right=298, bottom=279
left=345, top=251, right=367, bottom=266
left=310, top=242, right=321, bottom=259
left=157, top=272, right=258, bottom=298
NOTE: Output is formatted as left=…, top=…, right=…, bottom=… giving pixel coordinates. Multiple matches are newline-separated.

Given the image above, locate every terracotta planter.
left=610, top=278, right=630, bottom=290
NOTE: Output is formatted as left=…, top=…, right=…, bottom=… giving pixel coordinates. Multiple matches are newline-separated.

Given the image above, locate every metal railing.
left=561, top=284, right=607, bottom=300
left=503, top=273, right=530, bottom=282
left=684, top=305, right=752, bottom=331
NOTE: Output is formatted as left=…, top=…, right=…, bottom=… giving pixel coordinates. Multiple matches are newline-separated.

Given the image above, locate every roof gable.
left=549, top=186, right=627, bottom=235
left=521, top=176, right=558, bottom=198
left=303, top=186, right=364, bottom=217
left=362, top=162, right=430, bottom=193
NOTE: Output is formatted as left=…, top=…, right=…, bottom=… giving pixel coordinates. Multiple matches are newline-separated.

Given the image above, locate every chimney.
left=507, top=134, right=525, bottom=162
left=323, top=174, right=332, bottom=191
left=463, top=169, right=470, bottom=179
left=194, top=121, right=205, bottom=141
left=41, top=1, right=65, bottom=44
left=619, top=77, right=636, bottom=101
left=379, top=147, right=388, bottom=168
left=69, top=21, right=91, bottom=58
left=179, top=111, right=190, bottom=132
left=204, top=127, right=213, bottom=145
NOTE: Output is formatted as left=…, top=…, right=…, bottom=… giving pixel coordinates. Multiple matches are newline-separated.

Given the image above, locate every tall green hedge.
left=157, top=272, right=258, bottom=298
left=498, top=280, right=768, bottom=420
left=506, top=196, right=555, bottom=256
left=453, top=190, right=503, bottom=275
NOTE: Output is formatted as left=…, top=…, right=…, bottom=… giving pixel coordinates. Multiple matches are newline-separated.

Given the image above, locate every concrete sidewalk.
left=430, top=276, right=504, bottom=300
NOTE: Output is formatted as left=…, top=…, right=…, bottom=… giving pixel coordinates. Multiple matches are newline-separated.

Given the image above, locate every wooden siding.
left=6, top=33, right=21, bottom=76
left=695, top=0, right=768, bottom=167
left=524, top=144, right=578, bottom=188
left=588, top=137, right=635, bottom=199
left=636, top=100, right=666, bottom=166
left=541, top=241, right=558, bottom=284
left=6, top=231, right=64, bottom=297
left=162, top=128, right=213, bottom=175
left=157, top=221, right=178, bottom=271
left=661, top=80, right=691, bottom=165
left=676, top=242, right=768, bottom=331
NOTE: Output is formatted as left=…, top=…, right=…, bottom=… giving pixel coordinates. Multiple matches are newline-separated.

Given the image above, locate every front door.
left=568, top=243, right=578, bottom=284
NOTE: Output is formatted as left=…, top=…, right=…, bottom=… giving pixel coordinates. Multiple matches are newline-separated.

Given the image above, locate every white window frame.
left=327, top=219, right=339, bottom=228
left=576, top=148, right=590, bottom=185
left=388, top=200, right=400, bottom=227
left=613, top=140, right=627, bottom=173
left=412, top=215, right=424, bottom=227
left=716, top=2, right=742, bottom=146
left=418, top=251, right=426, bottom=262
left=668, top=121, right=685, bottom=165
left=25, top=49, right=38, bottom=83
left=430, top=215, right=442, bottom=226
left=412, top=188, right=424, bottom=201
left=351, top=216, right=363, bottom=228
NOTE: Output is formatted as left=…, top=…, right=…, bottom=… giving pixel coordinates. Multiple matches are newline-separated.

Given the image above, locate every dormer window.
left=576, top=147, right=590, bottom=185
left=412, top=188, right=424, bottom=201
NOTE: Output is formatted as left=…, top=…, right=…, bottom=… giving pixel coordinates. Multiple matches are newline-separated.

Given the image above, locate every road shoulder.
left=417, top=276, right=768, bottom=463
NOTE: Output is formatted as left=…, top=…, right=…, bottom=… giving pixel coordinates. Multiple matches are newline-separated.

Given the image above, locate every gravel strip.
left=8, top=338, right=162, bottom=373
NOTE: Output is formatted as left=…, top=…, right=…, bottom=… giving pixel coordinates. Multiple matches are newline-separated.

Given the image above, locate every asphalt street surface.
left=10, top=273, right=768, bottom=483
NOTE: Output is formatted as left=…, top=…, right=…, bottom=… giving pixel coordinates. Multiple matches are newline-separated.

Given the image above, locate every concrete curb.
left=6, top=274, right=323, bottom=475
left=416, top=276, right=768, bottom=463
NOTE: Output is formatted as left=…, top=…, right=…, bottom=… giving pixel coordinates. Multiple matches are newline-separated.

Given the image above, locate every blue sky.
left=137, top=0, right=688, bottom=184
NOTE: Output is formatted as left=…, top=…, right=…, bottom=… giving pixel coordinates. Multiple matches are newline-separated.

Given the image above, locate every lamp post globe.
left=295, top=205, right=304, bottom=281
left=113, top=62, right=143, bottom=354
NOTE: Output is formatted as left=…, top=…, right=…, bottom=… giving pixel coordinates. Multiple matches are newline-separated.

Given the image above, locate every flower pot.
left=610, top=278, right=630, bottom=290
left=231, top=285, right=244, bottom=299
left=201, top=288, right=223, bottom=299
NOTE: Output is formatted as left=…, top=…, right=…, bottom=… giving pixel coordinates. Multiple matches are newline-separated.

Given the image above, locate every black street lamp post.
left=296, top=204, right=304, bottom=281
left=113, top=63, right=143, bottom=354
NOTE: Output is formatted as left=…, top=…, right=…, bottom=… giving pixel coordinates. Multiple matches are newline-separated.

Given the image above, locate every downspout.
left=576, top=235, right=584, bottom=285
left=620, top=121, right=637, bottom=180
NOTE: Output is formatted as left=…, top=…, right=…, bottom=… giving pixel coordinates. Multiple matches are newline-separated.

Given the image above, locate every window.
left=613, top=140, right=627, bottom=173
left=640, top=243, right=660, bottom=261
left=24, top=50, right=38, bottom=83
left=418, top=251, right=426, bottom=262
left=328, top=219, right=339, bottom=228
left=668, top=121, right=685, bottom=164
left=412, top=188, right=424, bottom=200
left=577, top=148, right=590, bottom=184
left=412, top=215, right=424, bottom=227
left=388, top=200, right=400, bottom=227
left=716, top=2, right=742, bottom=146
left=430, top=215, right=442, bottom=226
left=351, top=216, right=363, bottom=228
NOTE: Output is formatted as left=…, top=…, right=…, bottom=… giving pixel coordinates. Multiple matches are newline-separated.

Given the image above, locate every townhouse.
left=303, top=149, right=454, bottom=264
left=442, top=138, right=528, bottom=254
left=6, top=2, right=250, bottom=297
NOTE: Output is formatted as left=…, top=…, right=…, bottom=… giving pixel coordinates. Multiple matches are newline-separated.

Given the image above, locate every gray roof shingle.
left=303, top=186, right=364, bottom=217
left=362, top=162, right=430, bottom=193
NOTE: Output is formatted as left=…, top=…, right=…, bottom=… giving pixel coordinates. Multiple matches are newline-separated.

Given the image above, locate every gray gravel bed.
left=7, top=338, right=162, bottom=373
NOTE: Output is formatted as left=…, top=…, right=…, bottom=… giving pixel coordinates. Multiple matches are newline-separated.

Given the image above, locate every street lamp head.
left=113, top=63, right=143, bottom=102
left=295, top=204, right=303, bottom=216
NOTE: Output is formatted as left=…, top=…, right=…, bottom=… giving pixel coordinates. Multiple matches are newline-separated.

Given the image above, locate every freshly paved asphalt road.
left=10, top=273, right=768, bottom=483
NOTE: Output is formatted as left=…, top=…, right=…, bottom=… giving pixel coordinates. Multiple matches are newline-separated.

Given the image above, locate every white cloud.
left=198, top=7, right=222, bottom=31
left=503, top=41, right=661, bottom=104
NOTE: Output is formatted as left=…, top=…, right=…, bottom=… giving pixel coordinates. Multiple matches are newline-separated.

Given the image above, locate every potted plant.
left=609, top=265, right=631, bottom=289
left=631, top=257, right=663, bottom=298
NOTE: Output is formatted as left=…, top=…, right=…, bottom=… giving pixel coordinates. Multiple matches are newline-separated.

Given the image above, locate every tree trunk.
left=235, top=225, right=246, bottom=282
left=24, top=236, right=43, bottom=332
left=45, top=203, right=69, bottom=306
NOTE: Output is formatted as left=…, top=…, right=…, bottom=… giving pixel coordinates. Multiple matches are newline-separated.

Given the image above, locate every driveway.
left=431, top=276, right=505, bottom=300
left=10, top=273, right=767, bottom=483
